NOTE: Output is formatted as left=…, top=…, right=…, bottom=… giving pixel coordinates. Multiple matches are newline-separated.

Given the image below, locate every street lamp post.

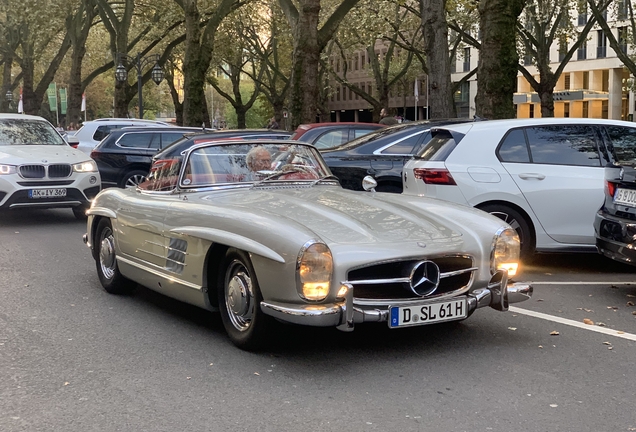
left=115, top=53, right=164, bottom=119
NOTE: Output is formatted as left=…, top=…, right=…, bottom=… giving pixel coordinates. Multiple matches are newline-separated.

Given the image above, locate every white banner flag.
left=81, top=93, right=86, bottom=112
left=414, top=79, right=419, bottom=101
left=17, top=88, right=23, bottom=113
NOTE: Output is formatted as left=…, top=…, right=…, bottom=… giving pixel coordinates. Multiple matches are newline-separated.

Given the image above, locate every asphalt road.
left=1, top=208, right=635, bottom=432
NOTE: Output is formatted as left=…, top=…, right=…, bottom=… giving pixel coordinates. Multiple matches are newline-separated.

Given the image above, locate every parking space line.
left=524, top=281, right=635, bottom=285
left=509, top=306, right=636, bottom=342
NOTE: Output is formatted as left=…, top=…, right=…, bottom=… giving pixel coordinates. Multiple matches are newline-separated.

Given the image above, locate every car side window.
left=353, top=128, right=374, bottom=138
left=604, top=125, right=636, bottom=166
left=498, top=129, right=530, bottom=162
left=117, top=132, right=155, bottom=149
left=160, top=133, right=186, bottom=148
left=314, top=130, right=348, bottom=149
left=525, top=125, right=601, bottom=167
left=380, top=133, right=422, bottom=155
left=93, top=126, right=112, bottom=141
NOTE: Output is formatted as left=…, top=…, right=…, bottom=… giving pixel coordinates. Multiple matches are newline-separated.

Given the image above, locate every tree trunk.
left=288, top=0, right=321, bottom=128
left=475, top=0, right=525, bottom=119
left=420, top=0, right=455, bottom=118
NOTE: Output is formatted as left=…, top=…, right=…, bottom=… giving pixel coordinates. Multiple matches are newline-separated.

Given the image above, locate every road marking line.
left=509, top=306, right=636, bottom=342
left=524, top=281, right=635, bottom=285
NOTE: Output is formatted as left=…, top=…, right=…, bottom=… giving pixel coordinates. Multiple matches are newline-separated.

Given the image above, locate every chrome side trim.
left=10, top=200, right=81, bottom=208
left=372, top=130, right=426, bottom=155
left=116, top=255, right=201, bottom=290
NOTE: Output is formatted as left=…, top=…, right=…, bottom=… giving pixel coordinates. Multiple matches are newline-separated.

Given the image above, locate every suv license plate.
left=389, top=299, right=467, bottom=328
left=614, top=188, right=636, bottom=207
left=29, top=188, right=67, bottom=198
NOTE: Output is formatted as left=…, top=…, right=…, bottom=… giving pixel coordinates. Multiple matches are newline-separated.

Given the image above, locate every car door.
left=500, top=124, right=605, bottom=245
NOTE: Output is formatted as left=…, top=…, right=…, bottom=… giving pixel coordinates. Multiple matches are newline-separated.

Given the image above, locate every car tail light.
left=606, top=180, right=617, bottom=198
left=70, top=143, right=79, bottom=149
left=413, top=168, right=456, bottom=185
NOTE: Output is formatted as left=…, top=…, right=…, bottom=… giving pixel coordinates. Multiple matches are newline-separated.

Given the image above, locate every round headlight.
left=297, top=242, right=333, bottom=301
left=492, top=227, right=520, bottom=277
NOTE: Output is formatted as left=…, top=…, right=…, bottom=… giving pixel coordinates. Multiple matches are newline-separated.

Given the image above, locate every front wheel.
left=479, top=204, right=535, bottom=260
left=218, top=249, right=273, bottom=350
left=95, top=218, right=135, bottom=294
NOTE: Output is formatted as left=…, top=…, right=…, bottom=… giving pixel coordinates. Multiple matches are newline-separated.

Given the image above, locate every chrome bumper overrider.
left=260, top=270, right=533, bottom=332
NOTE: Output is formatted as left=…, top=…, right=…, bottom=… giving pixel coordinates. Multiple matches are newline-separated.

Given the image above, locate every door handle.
left=518, top=173, right=546, bottom=180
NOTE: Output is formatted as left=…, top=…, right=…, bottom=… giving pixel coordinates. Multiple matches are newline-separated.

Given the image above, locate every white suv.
left=0, top=114, right=101, bottom=219
left=402, top=118, right=629, bottom=258
left=71, top=118, right=170, bottom=154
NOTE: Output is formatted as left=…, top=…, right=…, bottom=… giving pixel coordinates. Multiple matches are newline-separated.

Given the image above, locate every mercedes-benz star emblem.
left=408, top=260, right=440, bottom=296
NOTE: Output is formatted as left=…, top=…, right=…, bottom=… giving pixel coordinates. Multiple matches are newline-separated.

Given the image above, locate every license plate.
left=614, top=188, right=636, bottom=207
left=28, top=188, right=67, bottom=198
left=389, top=298, right=467, bottom=328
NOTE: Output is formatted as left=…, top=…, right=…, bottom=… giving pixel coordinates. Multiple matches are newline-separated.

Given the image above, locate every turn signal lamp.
left=606, top=180, right=617, bottom=198
left=297, top=242, right=333, bottom=301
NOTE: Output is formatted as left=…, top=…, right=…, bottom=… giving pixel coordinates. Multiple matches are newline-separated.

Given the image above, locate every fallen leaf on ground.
left=597, top=322, right=606, bottom=327
left=550, top=331, right=560, bottom=336
left=63, top=382, right=69, bottom=386
left=584, top=308, right=593, bottom=312
left=538, top=345, right=543, bottom=349
left=627, top=301, right=635, bottom=307
left=537, top=299, right=544, bottom=302
left=186, top=377, right=191, bottom=380
left=508, top=327, right=517, bottom=331
left=254, top=372, right=260, bottom=376
left=549, top=404, right=558, bottom=408
left=607, top=306, right=619, bottom=310
left=627, top=294, right=635, bottom=298
left=618, top=331, right=625, bottom=334
left=632, top=311, right=636, bottom=316
left=602, top=341, right=612, bottom=345
left=608, top=346, right=613, bottom=350
left=576, top=307, right=583, bottom=310
left=583, top=318, right=594, bottom=325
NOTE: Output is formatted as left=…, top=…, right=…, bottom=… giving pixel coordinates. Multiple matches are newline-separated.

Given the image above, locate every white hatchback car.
left=0, top=114, right=101, bottom=219
left=71, top=118, right=170, bottom=154
left=402, top=118, right=629, bottom=258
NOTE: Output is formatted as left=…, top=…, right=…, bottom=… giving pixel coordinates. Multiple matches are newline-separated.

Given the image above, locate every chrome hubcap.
left=125, top=174, right=146, bottom=187
left=225, top=261, right=254, bottom=332
left=99, top=228, right=116, bottom=280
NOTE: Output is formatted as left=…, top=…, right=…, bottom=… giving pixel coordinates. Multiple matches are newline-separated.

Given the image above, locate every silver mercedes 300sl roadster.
left=83, top=140, right=532, bottom=349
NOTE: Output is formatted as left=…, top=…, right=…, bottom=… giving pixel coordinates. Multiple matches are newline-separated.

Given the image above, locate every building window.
left=597, top=30, right=607, bottom=58
left=336, top=59, right=340, bottom=72
left=336, top=87, right=340, bottom=101
left=558, top=39, right=568, bottom=62
left=564, top=74, right=571, bottom=90
left=578, top=12, right=587, bottom=25
left=529, top=104, right=535, bottom=118
left=582, top=101, right=589, bottom=117
left=524, top=54, right=533, bottom=66
left=564, top=102, right=570, bottom=117
left=361, top=53, right=365, bottom=69
left=619, top=27, right=628, bottom=53
left=602, top=70, right=609, bottom=92
left=577, top=41, right=587, bottom=60
left=602, top=100, right=609, bottom=119
left=618, top=0, right=628, bottom=20
left=463, top=47, right=471, bottom=72
left=583, top=71, right=589, bottom=89
left=342, top=85, right=346, bottom=101
left=354, top=55, right=359, bottom=70
left=349, top=87, right=352, bottom=100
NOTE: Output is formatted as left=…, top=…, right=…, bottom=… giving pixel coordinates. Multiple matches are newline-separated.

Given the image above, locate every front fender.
left=170, top=226, right=285, bottom=264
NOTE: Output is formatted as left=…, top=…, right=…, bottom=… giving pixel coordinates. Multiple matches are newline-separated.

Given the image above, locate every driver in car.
left=246, top=146, right=273, bottom=179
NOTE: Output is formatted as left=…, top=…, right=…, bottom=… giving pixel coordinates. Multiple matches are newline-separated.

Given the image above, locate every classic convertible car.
left=83, top=141, right=532, bottom=350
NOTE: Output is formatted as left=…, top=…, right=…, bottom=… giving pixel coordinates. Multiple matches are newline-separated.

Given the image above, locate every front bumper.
left=594, top=210, right=636, bottom=265
left=261, top=271, right=533, bottom=331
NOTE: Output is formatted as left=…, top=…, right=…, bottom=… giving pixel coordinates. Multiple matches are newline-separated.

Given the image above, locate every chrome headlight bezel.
left=73, top=160, right=98, bottom=173
left=296, top=240, right=333, bottom=302
left=0, top=164, right=17, bottom=175
left=491, top=227, right=520, bottom=277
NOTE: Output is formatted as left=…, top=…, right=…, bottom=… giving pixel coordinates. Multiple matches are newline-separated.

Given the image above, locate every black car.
left=155, top=129, right=292, bottom=159
left=320, top=119, right=474, bottom=193
left=595, top=123, right=636, bottom=265
left=90, top=126, right=203, bottom=188
left=290, top=122, right=385, bottom=149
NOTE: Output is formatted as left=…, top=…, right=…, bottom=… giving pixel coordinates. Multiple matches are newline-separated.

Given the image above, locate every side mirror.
left=362, top=175, right=377, bottom=192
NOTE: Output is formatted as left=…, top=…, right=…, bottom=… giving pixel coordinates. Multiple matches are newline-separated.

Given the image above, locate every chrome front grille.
left=346, top=255, right=475, bottom=301
left=18, top=164, right=71, bottom=179
left=19, top=165, right=45, bottom=178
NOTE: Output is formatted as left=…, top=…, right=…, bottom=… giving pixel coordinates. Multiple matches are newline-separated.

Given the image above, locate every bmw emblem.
left=408, top=260, right=440, bottom=296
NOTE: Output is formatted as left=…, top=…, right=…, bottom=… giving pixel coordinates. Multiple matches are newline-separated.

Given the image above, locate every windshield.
left=0, top=118, right=66, bottom=146
left=141, top=142, right=333, bottom=191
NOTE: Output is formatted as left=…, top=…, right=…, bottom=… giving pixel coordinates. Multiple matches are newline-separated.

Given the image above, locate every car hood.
left=201, top=186, right=467, bottom=245
left=0, top=145, right=89, bottom=164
